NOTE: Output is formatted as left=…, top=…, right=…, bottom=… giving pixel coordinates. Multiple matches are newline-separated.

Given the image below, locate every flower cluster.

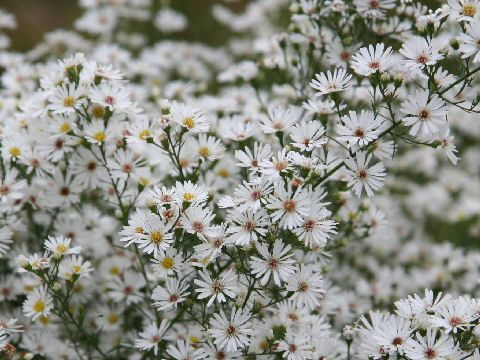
left=0, top=0, right=479, bottom=359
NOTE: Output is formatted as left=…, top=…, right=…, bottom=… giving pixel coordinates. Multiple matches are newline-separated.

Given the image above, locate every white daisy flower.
left=343, top=151, right=386, bottom=197
left=250, top=239, right=296, bottom=286
left=310, top=68, right=352, bottom=96
left=207, top=308, right=252, bottom=352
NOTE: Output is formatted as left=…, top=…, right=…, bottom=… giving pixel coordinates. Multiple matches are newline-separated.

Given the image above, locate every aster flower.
left=44, top=235, right=81, bottom=257
left=136, top=212, right=174, bottom=257
left=399, top=37, right=444, bottom=70
left=194, top=269, right=238, bottom=306
left=400, top=90, right=448, bottom=137
left=277, top=330, right=313, bottom=360
left=235, top=142, right=272, bottom=174
left=250, top=239, right=296, bottom=286
left=88, top=82, right=132, bottom=113
left=404, top=329, right=458, bottom=360
left=337, top=110, right=383, bottom=148
left=151, top=277, right=190, bottom=310
left=170, top=102, right=210, bottom=133
left=48, top=83, right=86, bottom=114
left=23, top=286, right=53, bottom=321
left=458, top=21, right=480, bottom=62
left=225, top=208, right=270, bottom=246
left=182, top=206, right=219, bottom=241
left=266, top=184, right=310, bottom=230
left=207, top=308, right=252, bottom=352
left=285, top=265, right=325, bottom=309
left=292, top=204, right=337, bottom=248
left=260, top=105, right=300, bottom=133
left=351, top=43, right=394, bottom=76
left=343, top=151, right=386, bottom=197
left=289, top=120, right=327, bottom=152
left=310, top=68, right=352, bottom=96
left=448, top=0, right=480, bottom=22
left=134, top=320, right=169, bottom=356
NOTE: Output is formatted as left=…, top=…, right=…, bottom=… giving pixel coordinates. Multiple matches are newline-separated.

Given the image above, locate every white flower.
left=151, top=247, right=184, bottom=277
left=151, top=278, right=190, bottom=310
left=89, top=82, right=132, bottom=113
left=48, top=83, right=86, bottom=114
left=260, top=105, right=300, bottom=133
left=267, top=185, right=310, bottom=230
left=343, top=151, right=386, bottom=197
left=171, top=102, right=210, bottom=133
left=400, top=90, right=448, bottom=137
left=207, top=308, right=252, bottom=352
left=137, top=212, right=174, bottom=258
left=58, top=255, right=93, bottom=281
left=290, top=120, right=327, bottom=151
left=277, top=330, right=313, bottom=360
left=399, top=37, right=444, bottom=70
left=134, top=320, right=169, bottom=355
left=448, top=0, right=480, bottom=22
left=310, top=68, right=352, bottom=96
left=250, top=239, right=296, bottom=286
left=458, top=21, right=480, bottom=62
left=23, top=286, right=53, bottom=321
left=351, top=43, right=394, bottom=76
left=194, top=269, right=238, bottom=306
left=44, top=235, right=81, bottom=256
left=337, top=110, right=383, bottom=148
left=404, top=329, right=457, bottom=360
left=292, top=204, right=337, bottom=248
left=235, top=142, right=272, bottom=174
left=435, top=125, right=459, bottom=165
left=182, top=206, right=219, bottom=241
left=191, top=134, right=225, bottom=161
left=285, top=265, right=325, bottom=309
left=430, top=296, right=479, bottom=333
left=226, top=208, right=269, bottom=246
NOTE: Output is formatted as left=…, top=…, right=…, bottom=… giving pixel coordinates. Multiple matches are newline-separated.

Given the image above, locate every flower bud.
left=394, top=74, right=403, bottom=88
left=450, top=37, right=459, bottom=50
left=342, top=325, right=356, bottom=341
left=53, top=282, right=62, bottom=292
left=380, top=72, right=391, bottom=83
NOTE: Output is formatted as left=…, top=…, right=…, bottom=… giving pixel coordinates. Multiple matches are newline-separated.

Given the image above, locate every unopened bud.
left=343, top=325, right=356, bottom=341
left=450, top=37, right=459, bottom=50
left=53, top=282, right=62, bottom=291
left=380, top=72, right=391, bottom=83
left=394, top=74, right=403, bottom=88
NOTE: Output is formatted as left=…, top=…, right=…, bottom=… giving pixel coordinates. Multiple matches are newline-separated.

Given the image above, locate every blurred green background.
left=1, top=0, right=253, bottom=51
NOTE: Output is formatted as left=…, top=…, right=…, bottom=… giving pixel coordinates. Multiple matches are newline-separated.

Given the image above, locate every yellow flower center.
left=33, top=300, right=45, bottom=312
left=199, top=146, right=211, bottom=157
left=183, top=117, right=195, bottom=128
left=150, top=231, right=163, bottom=243
left=60, top=123, right=70, bottom=132
left=190, top=336, right=200, bottom=343
left=92, top=105, right=106, bottom=118
left=63, top=96, right=76, bottom=107
left=183, top=192, right=195, bottom=201
left=218, top=168, right=229, bottom=178
left=110, top=266, right=120, bottom=274
left=9, top=147, right=20, bottom=157
left=73, top=265, right=82, bottom=273
left=39, top=315, right=50, bottom=324
left=94, top=131, right=106, bottom=142
left=463, top=4, right=477, bottom=16
left=56, top=244, right=68, bottom=253
left=162, top=257, right=174, bottom=269
left=108, top=313, right=119, bottom=324
left=135, top=226, right=144, bottom=234
left=139, top=129, right=150, bottom=139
